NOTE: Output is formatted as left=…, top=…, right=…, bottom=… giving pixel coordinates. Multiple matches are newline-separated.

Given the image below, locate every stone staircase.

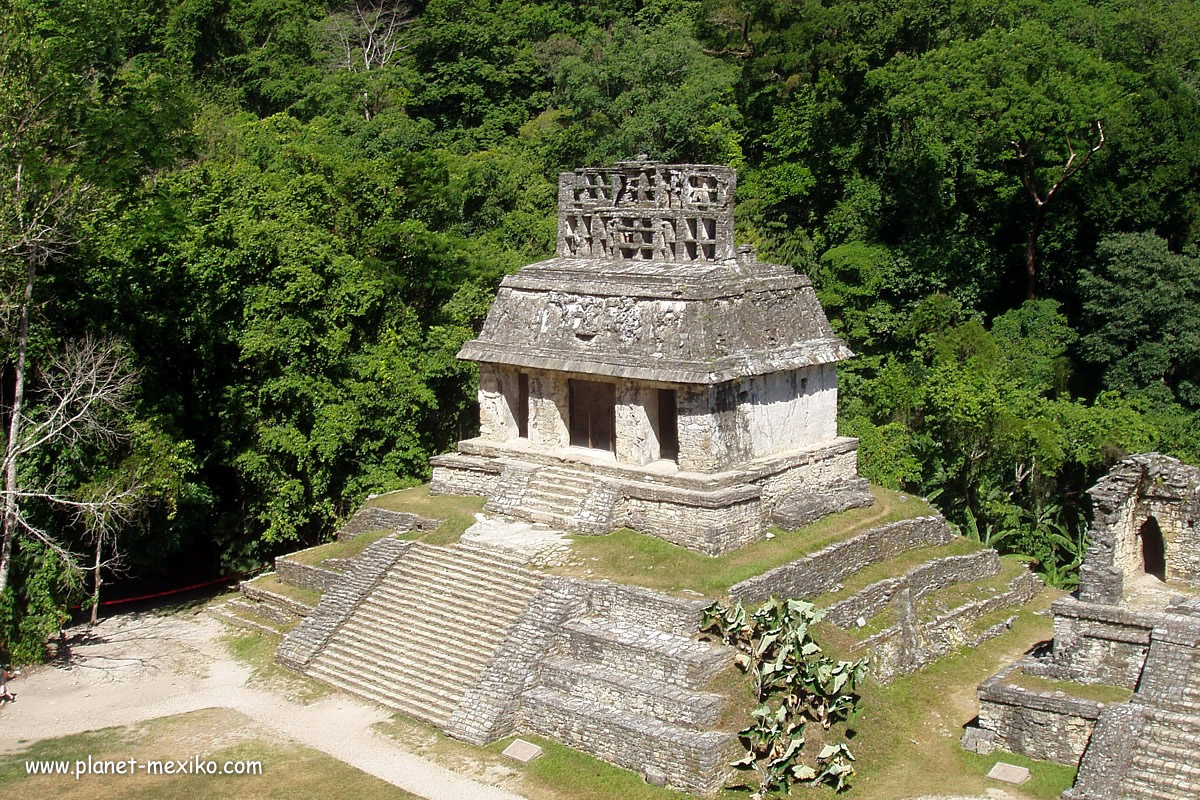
left=303, top=543, right=544, bottom=726
left=209, top=575, right=318, bottom=636
left=1118, top=709, right=1200, bottom=800
left=523, top=608, right=736, bottom=794
left=518, top=466, right=593, bottom=528
left=819, top=547, right=1043, bottom=683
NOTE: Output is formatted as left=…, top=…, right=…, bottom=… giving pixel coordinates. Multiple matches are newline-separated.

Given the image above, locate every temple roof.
left=458, top=161, right=852, bottom=385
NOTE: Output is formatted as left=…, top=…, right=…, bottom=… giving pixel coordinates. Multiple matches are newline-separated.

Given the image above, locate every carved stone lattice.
left=556, top=159, right=736, bottom=263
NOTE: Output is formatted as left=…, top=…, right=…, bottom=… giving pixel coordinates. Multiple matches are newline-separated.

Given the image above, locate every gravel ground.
left=0, top=611, right=524, bottom=800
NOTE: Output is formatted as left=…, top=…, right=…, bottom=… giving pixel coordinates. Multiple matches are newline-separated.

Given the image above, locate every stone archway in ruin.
left=1138, top=516, right=1167, bottom=580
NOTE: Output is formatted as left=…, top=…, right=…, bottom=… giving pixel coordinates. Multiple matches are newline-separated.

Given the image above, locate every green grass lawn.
left=0, top=709, right=420, bottom=800
left=365, top=485, right=486, bottom=544
left=284, top=529, right=396, bottom=566
left=552, top=486, right=933, bottom=596
left=1001, top=670, right=1134, bottom=704
left=242, top=573, right=321, bottom=608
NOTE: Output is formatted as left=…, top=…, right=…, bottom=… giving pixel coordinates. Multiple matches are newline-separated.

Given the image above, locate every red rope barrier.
left=69, top=569, right=262, bottom=610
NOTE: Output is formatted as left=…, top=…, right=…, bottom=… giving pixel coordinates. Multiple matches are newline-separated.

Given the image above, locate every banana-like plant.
left=703, top=597, right=869, bottom=794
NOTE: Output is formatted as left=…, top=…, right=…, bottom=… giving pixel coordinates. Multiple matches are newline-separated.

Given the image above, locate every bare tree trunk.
left=0, top=255, right=34, bottom=596
left=1025, top=206, right=1045, bottom=301
left=89, top=535, right=101, bottom=626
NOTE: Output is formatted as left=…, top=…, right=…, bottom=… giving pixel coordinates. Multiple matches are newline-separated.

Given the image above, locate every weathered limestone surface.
left=1079, top=452, right=1200, bottom=604
left=276, top=537, right=412, bottom=671
left=729, top=516, right=956, bottom=603
left=823, top=550, right=1001, bottom=628
left=336, top=506, right=441, bottom=540
left=968, top=662, right=1107, bottom=766
left=273, top=554, right=342, bottom=593
left=965, top=454, right=1200, bottom=799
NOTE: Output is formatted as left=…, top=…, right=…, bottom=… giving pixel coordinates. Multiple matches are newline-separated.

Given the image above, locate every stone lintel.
left=456, top=339, right=854, bottom=385
left=499, top=261, right=805, bottom=300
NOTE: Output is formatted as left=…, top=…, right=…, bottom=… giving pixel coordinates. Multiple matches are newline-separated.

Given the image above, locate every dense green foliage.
left=703, top=597, right=868, bottom=795
left=1, top=0, right=1198, bottom=658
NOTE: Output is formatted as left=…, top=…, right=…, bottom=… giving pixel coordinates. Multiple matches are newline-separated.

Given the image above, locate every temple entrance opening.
left=655, top=388, right=678, bottom=462
left=1139, top=516, right=1166, bottom=580
left=568, top=379, right=615, bottom=452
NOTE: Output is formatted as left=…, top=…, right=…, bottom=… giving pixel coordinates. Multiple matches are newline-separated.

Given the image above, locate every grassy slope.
left=552, top=486, right=933, bottom=595
left=365, top=485, right=486, bottom=545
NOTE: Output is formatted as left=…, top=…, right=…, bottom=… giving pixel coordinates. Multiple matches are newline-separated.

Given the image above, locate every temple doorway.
left=1138, top=517, right=1166, bottom=580
left=568, top=379, right=615, bottom=452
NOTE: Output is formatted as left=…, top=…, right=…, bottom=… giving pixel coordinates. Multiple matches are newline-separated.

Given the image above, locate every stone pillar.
left=478, top=364, right=518, bottom=442
left=677, top=386, right=730, bottom=472
left=615, top=382, right=658, bottom=465
left=529, top=370, right=569, bottom=449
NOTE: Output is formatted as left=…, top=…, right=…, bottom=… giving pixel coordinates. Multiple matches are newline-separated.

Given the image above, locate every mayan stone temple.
left=260, top=161, right=1048, bottom=796
left=429, top=158, right=872, bottom=554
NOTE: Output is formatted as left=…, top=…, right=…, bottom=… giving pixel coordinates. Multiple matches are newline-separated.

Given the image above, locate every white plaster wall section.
left=737, top=365, right=837, bottom=458
left=477, top=364, right=518, bottom=442
left=529, top=370, right=570, bottom=449
left=615, top=382, right=657, bottom=465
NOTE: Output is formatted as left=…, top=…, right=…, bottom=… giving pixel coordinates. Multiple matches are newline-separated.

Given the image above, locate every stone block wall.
left=824, top=550, right=1000, bottom=628
left=967, top=663, right=1106, bottom=766
left=573, top=581, right=711, bottom=636
left=274, top=554, right=343, bottom=593
left=429, top=453, right=502, bottom=497
left=855, top=571, right=1043, bottom=683
left=336, top=506, right=440, bottom=540
left=1048, top=598, right=1154, bottom=688
left=756, top=439, right=859, bottom=514
left=522, top=694, right=735, bottom=795
left=448, top=576, right=576, bottom=745
left=729, top=516, right=955, bottom=603
left=1079, top=453, right=1200, bottom=603
left=625, top=490, right=763, bottom=555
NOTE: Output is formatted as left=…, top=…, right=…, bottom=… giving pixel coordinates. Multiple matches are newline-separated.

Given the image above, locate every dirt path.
left=0, top=611, right=525, bottom=800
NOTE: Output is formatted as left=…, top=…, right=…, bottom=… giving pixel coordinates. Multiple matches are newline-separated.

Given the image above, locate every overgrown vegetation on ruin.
left=703, top=597, right=869, bottom=795
left=3, top=0, right=1200, bottom=660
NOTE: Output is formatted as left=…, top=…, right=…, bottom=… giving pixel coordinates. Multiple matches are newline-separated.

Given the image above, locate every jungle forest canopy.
left=1, top=0, right=1198, bottom=659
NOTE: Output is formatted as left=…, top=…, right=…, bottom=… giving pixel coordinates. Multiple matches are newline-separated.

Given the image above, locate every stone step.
left=207, top=604, right=283, bottom=636
left=421, top=542, right=545, bottom=579
left=306, top=661, right=456, bottom=725
left=523, top=686, right=733, bottom=795
left=367, top=582, right=532, bottom=633
left=315, top=633, right=477, bottom=696
left=1123, top=766, right=1200, bottom=799
left=455, top=542, right=532, bottom=571
left=525, top=481, right=589, bottom=501
left=398, top=547, right=543, bottom=594
left=533, top=468, right=595, bottom=490
left=522, top=494, right=582, bottom=516
left=371, top=572, right=533, bottom=617
left=561, top=618, right=730, bottom=689
left=379, top=563, right=540, bottom=614
left=331, top=619, right=495, bottom=678
left=540, top=657, right=724, bottom=728
left=349, top=603, right=511, bottom=655
left=226, top=598, right=298, bottom=626
left=521, top=507, right=573, bottom=528
left=316, top=636, right=478, bottom=699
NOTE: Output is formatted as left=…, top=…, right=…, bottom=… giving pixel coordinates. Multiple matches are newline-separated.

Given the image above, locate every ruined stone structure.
left=963, top=454, right=1200, bottom=800
left=430, top=159, right=871, bottom=555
